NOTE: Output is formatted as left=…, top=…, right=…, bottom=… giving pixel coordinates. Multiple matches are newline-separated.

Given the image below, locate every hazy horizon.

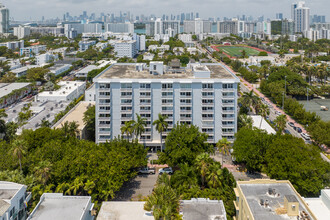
left=4, top=0, right=330, bottom=21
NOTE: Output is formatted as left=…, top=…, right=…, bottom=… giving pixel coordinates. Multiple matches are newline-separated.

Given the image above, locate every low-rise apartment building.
left=114, top=40, right=137, bottom=58
left=234, top=179, right=317, bottom=220
left=0, top=181, right=31, bottom=220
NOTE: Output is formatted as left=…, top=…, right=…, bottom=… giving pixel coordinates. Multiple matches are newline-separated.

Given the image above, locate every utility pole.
left=282, top=76, right=286, bottom=110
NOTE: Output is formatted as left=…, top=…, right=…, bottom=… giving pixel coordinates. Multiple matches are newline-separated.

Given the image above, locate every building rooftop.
left=180, top=198, right=227, bottom=220
left=0, top=181, right=26, bottom=200
left=97, top=201, right=153, bottom=220
left=37, top=81, right=85, bottom=98
left=49, top=64, right=72, bottom=71
left=53, top=101, right=95, bottom=131
left=0, top=83, right=31, bottom=99
left=28, top=193, right=92, bottom=220
left=304, top=189, right=330, bottom=220
left=96, top=63, right=237, bottom=80
left=238, top=180, right=316, bottom=220
left=251, top=115, right=276, bottom=134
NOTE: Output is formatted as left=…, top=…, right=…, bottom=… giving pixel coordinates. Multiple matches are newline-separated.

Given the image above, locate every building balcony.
left=223, top=117, right=235, bottom=121
left=202, top=110, right=214, bottom=113
left=222, top=132, right=235, bottom=135
left=121, top=117, right=133, bottom=121
left=222, top=110, right=235, bottom=114
left=202, top=117, right=214, bottom=121
left=222, top=124, right=235, bottom=128
left=121, top=95, right=132, bottom=99
left=120, top=88, right=132, bottom=92
left=99, top=95, right=110, bottom=99
left=180, top=117, right=192, bottom=120
left=99, top=124, right=111, bottom=128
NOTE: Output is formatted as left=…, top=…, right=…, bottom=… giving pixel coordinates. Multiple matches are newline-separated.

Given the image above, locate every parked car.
left=138, top=167, right=155, bottom=175
left=301, top=133, right=311, bottom=140
left=295, top=127, right=302, bottom=133
left=159, top=167, right=173, bottom=175
left=284, top=129, right=291, bottom=134
left=288, top=122, right=295, bottom=127
left=275, top=111, right=282, bottom=116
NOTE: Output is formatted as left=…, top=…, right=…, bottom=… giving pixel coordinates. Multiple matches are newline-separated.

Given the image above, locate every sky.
left=3, top=0, right=330, bottom=21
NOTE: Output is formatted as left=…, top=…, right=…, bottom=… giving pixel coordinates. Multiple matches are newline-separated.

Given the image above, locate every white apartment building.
left=0, top=40, right=24, bottom=50
left=35, top=81, right=86, bottom=102
left=114, top=40, right=137, bottom=58
left=28, top=193, right=94, bottom=220
left=0, top=181, right=31, bottom=220
left=64, top=23, right=102, bottom=38
left=36, top=53, right=58, bottom=66
left=293, top=2, right=310, bottom=33
left=183, top=19, right=212, bottom=34
left=13, top=26, right=31, bottom=39
left=105, top=22, right=134, bottom=34
left=49, top=64, right=72, bottom=76
left=20, top=45, right=47, bottom=57
left=79, top=40, right=96, bottom=52
left=93, top=62, right=239, bottom=147
left=146, top=19, right=180, bottom=36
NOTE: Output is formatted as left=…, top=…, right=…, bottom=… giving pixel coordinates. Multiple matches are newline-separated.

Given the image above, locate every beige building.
left=234, top=179, right=317, bottom=220
left=53, top=101, right=94, bottom=140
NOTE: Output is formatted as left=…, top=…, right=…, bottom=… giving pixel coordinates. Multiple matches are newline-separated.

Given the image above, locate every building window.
left=100, top=83, right=110, bottom=89
left=121, top=99, right=132, bottom=104
left=162, top=83, right=173, bottom=89
left=121, top=83, right=132, bottom=89
left=180, top=83, right=191, bottom=89
left=223, top=83, right=234, bottom=89
left=100, top=106, right=110, bottom=111
left=140, top=83, right=151, bottom=89
left=162, top=99, right=173, bottom=104
left=202, top=83, right=213, bottom=89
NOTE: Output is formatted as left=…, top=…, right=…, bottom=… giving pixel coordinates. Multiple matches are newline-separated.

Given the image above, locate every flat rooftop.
left=29, top=193, right=91, bottom=220
left=180, top=198, right=227, bottom=220
left=53, top=101, right=95, bottom=130
left=238, top=180, right=315, bottom=220
left=37, top=81, right=85, bottom=97
left=0, top=181, right=25, bottom=201
left=304, top=189, right=330, bottom=220
left=97, top=201, right=153, bottom=220
left=97, top=63, right=236, bottom=80
left=0, top=83, right=31, bottom=99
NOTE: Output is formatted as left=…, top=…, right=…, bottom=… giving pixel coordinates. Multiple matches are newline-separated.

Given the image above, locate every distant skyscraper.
left=293, top=2, right=310, bottom=32
left=291, top=1, right=305, bottom=20
left=0, top=3, right=9, bottom=34
left=196, top=13, right=199, bottom=19
left=276, top=13, right=283, bottom=20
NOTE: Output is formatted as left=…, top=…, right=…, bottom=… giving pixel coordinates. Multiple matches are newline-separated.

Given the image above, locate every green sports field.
left=217, top=46, right=261, bottom=57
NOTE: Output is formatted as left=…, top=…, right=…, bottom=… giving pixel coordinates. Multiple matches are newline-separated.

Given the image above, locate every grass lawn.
left=217, top=46, right=260, bottom=57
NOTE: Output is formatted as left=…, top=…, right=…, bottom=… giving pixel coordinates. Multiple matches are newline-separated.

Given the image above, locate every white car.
left=159, top=167, right=173, bottom=175
left=300, top=133, right=311, bottom=140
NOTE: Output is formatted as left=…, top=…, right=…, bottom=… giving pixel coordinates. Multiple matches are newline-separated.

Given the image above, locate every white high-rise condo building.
left=184, top=19, right=212, bottom=34
left=0, top=3, right=9, bottom=34
left=93, top=62, right=239, bottom=147
left=114, top=40, right=137, bottom=58
left=292, top=2, right=310, bottom=33
left=146, top=19, right=180, bottom=36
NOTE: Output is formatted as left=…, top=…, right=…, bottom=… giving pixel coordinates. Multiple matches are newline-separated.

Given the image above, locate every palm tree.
left=195, top=153, right=212, bottom=188
left=61, top=121, right=79, bottom=138
left=170, top=164, right=198, bottom=190
left=69, top=177, right=84, bottom=195
left=258, top=103, right=270, bottom=129
left=152, top=114, right=168, bottom=152
left=34, top=160, right=52, bottom=185
left=206, top=163, right=223, bottom=188
left=274, top=114, right=287, bottom=134
left=120, top=120, right=134, bottom=141
left=240, top=90, right=260, bottom=114
left=133, top=114, right=147, bottom=140
left=144, top=184, right=179, bottom=219
left=12, top=139, right=26, bottom=173
left=238, top=114, right=253, bottom=129
left=216, top=138, right=231, bottom=166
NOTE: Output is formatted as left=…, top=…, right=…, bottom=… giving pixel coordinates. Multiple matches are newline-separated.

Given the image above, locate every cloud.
left=3, top=0, right=330, bottom=21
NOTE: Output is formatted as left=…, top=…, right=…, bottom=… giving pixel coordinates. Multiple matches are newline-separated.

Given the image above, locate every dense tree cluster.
left=0, top=127, right=147, bottom=209
left=233, top=127, right=330, bottom=197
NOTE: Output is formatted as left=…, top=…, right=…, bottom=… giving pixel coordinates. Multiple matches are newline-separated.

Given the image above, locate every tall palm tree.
left=12, top=139, right=26, bottom=172
left=206, top=163, right=223, bottom=188
left=121, top=120, right=134, bottom=141
left=240, top=90, right=260, bottom=114
left=61, top=121, right=79, bottom=138
left=216, top=138, right=231, bottom=166
left=274, top=114, right=287, bottom=134
left=133, top=114, right=147, bottom=140
left=170, top=164, right=198, bottom=190
left=152, top=113, right=168, bottom=152
left=195, top=153, right=212, bottom=188
left=258, top=103, right=270, bottom=129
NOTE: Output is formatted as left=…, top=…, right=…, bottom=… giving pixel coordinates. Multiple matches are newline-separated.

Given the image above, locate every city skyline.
left=4, top=0, right=330, bottom=21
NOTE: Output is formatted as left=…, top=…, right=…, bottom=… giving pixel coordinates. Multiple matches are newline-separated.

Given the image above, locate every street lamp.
left=282, top=76, right=287, bottom=110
